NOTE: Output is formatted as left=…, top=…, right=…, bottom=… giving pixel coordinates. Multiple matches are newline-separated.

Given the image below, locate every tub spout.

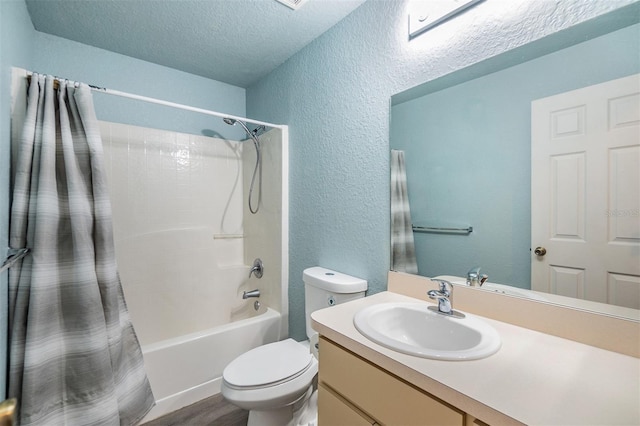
left=243, top=289, right=260, bottom=299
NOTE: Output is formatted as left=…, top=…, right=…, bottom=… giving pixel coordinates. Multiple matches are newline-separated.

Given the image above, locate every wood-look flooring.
left=143, top=393, right=248, bottom=426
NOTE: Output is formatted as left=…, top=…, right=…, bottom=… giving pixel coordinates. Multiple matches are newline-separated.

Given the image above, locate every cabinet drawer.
left=319, top=337, right=464, bottom=426
left=319, top=384, right=375, bottom=426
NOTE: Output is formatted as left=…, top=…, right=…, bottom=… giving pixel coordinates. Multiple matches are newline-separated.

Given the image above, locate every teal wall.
left=247, top=0, right=640, bottom=340
left=0, top=0, right=35, bottom=400
left=30, top=31, right=246, bottom=140
left=391, top=24, right=640, bottom=289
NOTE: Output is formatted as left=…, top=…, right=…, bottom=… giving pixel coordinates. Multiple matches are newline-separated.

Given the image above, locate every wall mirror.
left=390, top=5, right=639, bottom=320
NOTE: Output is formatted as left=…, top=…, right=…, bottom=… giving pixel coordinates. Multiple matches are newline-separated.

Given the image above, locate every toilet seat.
left=223, top=338, right=313, bottom=389
left=221, top=339, right=318, bottom=411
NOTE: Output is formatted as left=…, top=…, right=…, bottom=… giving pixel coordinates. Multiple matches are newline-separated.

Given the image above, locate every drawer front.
left=319, top=337, right=464, bottom=426
left=319, top=384, right=375, bottom=426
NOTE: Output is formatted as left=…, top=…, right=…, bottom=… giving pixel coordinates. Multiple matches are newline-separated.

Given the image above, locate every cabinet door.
left=318, top=384, right=375, bottom=426
left=319, top=337, right=464, bottom=426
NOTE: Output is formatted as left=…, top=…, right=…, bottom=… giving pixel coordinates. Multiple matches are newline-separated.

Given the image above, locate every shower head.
left=223, top=117, right=259, bottom=147
left=223, top=117, right=253, bottom=137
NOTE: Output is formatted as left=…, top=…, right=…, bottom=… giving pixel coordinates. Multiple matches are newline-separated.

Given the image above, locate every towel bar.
left=412, top=225, right=473, bottom=234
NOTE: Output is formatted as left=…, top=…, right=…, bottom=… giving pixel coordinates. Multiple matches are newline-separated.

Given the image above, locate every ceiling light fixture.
left=409, top=0, right=484, bottom=38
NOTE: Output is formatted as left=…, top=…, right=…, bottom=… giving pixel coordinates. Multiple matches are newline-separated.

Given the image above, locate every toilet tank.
left=304, top=267, right=367, bottom=344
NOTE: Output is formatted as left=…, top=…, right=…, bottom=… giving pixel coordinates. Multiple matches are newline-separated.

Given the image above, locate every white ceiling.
left=25, top=0, right=366, bottom=88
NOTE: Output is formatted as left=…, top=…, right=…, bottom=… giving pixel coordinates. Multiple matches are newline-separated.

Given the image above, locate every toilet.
left=221, top=266, right=367, bottom=426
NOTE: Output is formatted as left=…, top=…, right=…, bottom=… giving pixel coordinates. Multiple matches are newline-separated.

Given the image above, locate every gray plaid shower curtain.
left=390, top=149, right=418, bottom=274
left=8, top=74, right=154, bottom=425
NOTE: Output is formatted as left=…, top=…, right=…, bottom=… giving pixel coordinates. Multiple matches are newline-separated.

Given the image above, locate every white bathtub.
left=140, top=307, right=281, bottom=422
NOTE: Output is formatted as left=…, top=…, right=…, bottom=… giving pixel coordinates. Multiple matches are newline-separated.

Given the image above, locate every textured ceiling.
left=25, top=0, right=366, bottom=88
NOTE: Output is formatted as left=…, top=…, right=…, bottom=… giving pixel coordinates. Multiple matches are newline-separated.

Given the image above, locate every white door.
left=531, top=74, right=640, bottom=309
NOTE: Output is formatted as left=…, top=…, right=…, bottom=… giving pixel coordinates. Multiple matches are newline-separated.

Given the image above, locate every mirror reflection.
left=390, top=12, right=639, bottom=316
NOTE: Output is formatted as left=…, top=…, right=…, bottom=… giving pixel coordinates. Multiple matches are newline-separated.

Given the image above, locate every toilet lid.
left=223, top=338, right=313, bottom=388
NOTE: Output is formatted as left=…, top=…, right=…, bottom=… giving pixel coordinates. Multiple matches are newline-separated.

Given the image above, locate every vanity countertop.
left=311, top=291, right=640, bottom=426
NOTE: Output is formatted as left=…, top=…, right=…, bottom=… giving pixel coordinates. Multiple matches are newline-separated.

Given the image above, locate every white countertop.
left=311, top=291, right=640, bottom=426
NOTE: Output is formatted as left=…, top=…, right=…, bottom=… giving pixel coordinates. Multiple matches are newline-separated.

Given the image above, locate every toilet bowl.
left=221, top=267, right=367, bottom=425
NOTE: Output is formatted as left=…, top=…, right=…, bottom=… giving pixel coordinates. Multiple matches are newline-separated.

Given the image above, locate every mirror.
left=390, top=6, right=639, bottom=319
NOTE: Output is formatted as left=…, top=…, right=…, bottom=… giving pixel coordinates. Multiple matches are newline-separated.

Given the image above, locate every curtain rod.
left=25, top=73, right=283, bottom=129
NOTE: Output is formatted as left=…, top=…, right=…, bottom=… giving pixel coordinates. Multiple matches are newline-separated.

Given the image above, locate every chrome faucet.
left=428, top=279, right=454, bottom=315
left=466, top=266, right=488, bottom=287
left=242, top=289, right=260, bottom=299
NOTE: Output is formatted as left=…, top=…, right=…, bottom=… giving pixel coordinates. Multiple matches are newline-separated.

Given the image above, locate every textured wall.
left=247, top=0, right=638, bottom=340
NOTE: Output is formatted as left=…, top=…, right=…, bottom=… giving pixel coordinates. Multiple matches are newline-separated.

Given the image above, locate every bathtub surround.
left=243, top=127, right=288, bottom=335
left=102, top=121, right=248, bottom=344
left=100, top=121, right=287, bottom=420
left=9, top=75, right=153, bottom=425
left=100, top=122, right=286, bottom=344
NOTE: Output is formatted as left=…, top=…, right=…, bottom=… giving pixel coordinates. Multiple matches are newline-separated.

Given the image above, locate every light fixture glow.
left=275, top=0, right=308, bottom=10
left=409, top=0, right=484, bottom=39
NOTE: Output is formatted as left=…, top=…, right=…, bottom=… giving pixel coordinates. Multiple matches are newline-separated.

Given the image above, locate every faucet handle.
left=430, top=278, right=453, bottom=296
left=480, top=274, right=489, bottom=286
left=249, top=258, right=264, bottom=278
left=467, top=266, right=486, bottom=286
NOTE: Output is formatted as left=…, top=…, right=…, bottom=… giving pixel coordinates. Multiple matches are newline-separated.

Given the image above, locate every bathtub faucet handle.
left=249, top=258, right=264, bottom=279
left=242, top=289, right=260, bottom=299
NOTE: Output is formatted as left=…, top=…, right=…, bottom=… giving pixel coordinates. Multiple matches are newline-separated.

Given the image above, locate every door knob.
left=534, top=246, right=547, bottom=256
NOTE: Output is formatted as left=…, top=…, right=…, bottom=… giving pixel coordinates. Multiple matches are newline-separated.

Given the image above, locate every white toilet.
left=221, top=266, right=367, bottom=426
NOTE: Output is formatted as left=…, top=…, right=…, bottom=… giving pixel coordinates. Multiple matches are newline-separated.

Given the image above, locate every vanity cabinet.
left=314, top=290, right=640, bottom=426
left=318, top=336, right=484, bottom=426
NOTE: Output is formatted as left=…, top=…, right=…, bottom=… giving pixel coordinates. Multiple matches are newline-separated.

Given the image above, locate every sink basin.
left=353, top=302, right=501, bottom=361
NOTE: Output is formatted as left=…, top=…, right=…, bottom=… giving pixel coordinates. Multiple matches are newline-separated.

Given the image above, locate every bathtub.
left=140, top=307, right=281, bottom=422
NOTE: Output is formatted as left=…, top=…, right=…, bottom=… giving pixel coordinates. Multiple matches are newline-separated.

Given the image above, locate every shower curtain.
left=8, top=74, right=154, bottom=425
left=390, top=149, right=418, bottom=274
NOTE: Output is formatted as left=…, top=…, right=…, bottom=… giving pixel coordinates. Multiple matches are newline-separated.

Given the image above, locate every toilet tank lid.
left=303, top=267, right=367, bottom=293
